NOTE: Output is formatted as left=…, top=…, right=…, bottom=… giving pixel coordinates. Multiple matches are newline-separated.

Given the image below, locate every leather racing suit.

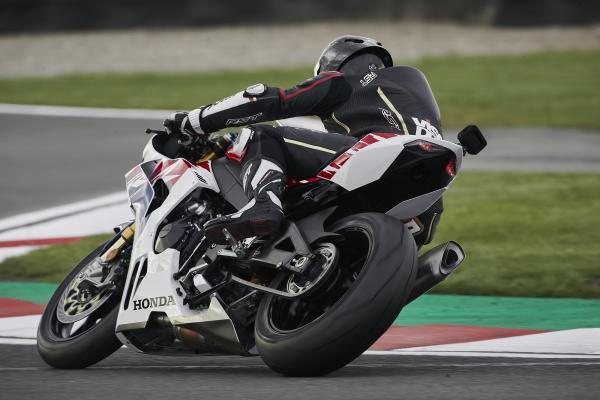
left=191, top=66, right=444, bottom=246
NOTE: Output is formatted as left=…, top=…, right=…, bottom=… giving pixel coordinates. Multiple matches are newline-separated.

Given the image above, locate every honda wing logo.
left=133, top=295, right=176, bottom=310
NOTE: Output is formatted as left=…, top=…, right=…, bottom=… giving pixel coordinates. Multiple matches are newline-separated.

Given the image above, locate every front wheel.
left=37, top=241, right=126, bottom=369
left=254, top=213, right=418, bottom=376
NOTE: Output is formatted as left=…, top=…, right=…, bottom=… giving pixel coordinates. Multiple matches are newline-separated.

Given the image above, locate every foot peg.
left=222, top=228, right=245, bottom=257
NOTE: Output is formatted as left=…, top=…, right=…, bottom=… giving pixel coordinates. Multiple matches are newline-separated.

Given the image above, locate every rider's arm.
left=187, top=72, right=352, bottom=134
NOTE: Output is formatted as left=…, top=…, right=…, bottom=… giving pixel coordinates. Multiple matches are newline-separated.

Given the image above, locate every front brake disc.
left=56, top=258, right=116, bottom=324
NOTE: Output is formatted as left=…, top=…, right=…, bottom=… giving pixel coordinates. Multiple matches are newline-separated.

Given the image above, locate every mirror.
left=457, top=125, right=487, bottom=155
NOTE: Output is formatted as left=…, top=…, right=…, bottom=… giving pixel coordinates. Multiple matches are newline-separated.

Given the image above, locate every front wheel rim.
left=48, top=254, right=123, bottom=342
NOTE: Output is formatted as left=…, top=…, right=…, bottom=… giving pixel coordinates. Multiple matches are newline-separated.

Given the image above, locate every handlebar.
left=145, top=128, right=168, bottom=135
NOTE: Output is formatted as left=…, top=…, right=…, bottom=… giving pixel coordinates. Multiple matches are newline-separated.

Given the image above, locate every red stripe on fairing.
left=196, top=161, right=211, bottom=172
left=0, top=236, right=84, bottom=248
left=315, top=132, right=398, bottom=181
left=316, top=170, right=336, bottom=180
left=373, top=132, right=399, bottom=139
left=369, top=324, right=548, bottom=351
left=334, top=152, right=352, bottom=166
left=278, top=72, right=343, bottom=101
left=150, top=159, right=193, bottom=185
left=0, top=298, right=45, bottom=317
left=361, top=134, right=380, bottom=145
left=286, top=176, right=321, bottom=187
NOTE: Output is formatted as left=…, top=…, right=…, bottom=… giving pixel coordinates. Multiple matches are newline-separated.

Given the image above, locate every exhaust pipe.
left=406, top=241, right=465, bottom=304
left=173, top=326, right=207, bottom=348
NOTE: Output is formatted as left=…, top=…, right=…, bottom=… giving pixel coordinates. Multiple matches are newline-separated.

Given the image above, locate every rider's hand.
left=163, top=111, right=203, bottom=146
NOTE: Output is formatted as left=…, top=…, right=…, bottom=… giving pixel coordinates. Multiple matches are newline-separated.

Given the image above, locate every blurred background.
left=0, top=0, right=599, bottom=337
left=2, top=0, right=600, bottom=33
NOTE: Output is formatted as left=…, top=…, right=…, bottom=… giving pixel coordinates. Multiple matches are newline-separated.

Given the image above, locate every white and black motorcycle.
left=37, top=118, right=486, bottom=376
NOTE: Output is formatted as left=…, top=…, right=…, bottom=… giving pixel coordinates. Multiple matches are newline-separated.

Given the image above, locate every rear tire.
left=254, top=213, right=417, bottom=376
left=37, top=242, right=124, bottom=369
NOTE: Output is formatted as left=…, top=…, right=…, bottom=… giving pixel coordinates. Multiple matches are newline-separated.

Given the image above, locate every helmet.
left=314, top=35, right=393, bottom=76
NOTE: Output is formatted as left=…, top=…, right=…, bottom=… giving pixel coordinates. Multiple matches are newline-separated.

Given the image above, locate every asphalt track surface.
left=2, top=112, right=600, bottom=218
left=2, top=345, right=600, bottom=400
left=0, top=113, right=153, bottom=218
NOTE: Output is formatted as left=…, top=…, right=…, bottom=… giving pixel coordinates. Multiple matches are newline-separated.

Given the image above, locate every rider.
left=164, top=35, right=444, bottom=246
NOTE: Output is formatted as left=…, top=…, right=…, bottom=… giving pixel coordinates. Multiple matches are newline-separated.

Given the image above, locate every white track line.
left=0, top=193, right=131, bottom=261
left=0, top=103, right=169, bottom=119
left=0, top=338, right=36, bottom=345
left=0, top=315, right=40, bottom=339
left=0, top=192, right=128, bottom=234
left=0, top=203, right=130, bottom=242
left=355, top=361, right=600, bottom=366
left=366, top=328, right=600, bottom=358
left=364, top=351, right=600, bottom=359
left=0, top=246, right=37, bottom=261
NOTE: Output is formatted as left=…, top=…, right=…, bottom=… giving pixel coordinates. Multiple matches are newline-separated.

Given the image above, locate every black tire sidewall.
left=254, top=212, right=417, bottom=376
left=37, top=242, right=123, bottom=369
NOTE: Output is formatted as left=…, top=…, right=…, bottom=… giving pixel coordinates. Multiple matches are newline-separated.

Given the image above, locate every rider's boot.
left=204, top=159, right=285, bottom=244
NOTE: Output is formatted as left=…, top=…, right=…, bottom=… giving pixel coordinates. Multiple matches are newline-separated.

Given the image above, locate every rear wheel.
left=37, top=241, right=126, bottom=369
left=254, top=213, right=417, bottom=376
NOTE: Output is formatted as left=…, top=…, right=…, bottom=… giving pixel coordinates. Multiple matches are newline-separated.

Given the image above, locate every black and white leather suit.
left=189, top=66, right=444, bottom=246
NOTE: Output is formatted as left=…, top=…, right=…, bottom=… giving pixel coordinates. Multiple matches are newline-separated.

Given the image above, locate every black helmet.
left=314, top=35, right=393, bottom=76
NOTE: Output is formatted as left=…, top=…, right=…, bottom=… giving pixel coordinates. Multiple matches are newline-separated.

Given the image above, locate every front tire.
left=37, top=242, right=125, bottom=369
left=254, top=213, right=417, bottom=376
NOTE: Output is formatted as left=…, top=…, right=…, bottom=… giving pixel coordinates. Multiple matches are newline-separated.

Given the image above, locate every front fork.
left=70, top=223, right=136, bottom=299
left=100, top=223, right=136, bottom=263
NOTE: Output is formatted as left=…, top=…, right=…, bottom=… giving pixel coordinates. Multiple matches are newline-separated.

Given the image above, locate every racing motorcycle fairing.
left=115, top=247, right=248, bottom=355
left=125, top=158, right=219, bottom=228
left=317, top=132, right=461, bottom=191
left=117, top=156, right=249, bottom=354
left=332, top=133, right=461, bottom=218
left=114, top=126, right=468, bottom=356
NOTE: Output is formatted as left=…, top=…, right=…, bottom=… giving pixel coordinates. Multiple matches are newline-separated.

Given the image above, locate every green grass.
left=0, top=234, right=112, bottom=283
left=0, top=50, right=599, bottom=129
left=429, top=171, right=600, bottom=298
left=1, top=171, right=599, bottom=298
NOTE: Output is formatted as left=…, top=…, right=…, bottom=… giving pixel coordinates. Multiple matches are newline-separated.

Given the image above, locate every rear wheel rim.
left=267, top=227, right=371, bottom=333
left=285, top=243, right=338, bottom=296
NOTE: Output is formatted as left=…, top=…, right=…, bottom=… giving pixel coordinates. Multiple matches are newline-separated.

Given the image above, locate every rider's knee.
left=248, top=124, right=280, bottom=142
left=229, top=124, right=283, bottom=163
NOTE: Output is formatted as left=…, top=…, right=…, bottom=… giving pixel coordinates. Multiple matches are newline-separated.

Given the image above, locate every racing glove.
left=163, top=111, right=205, bottom=146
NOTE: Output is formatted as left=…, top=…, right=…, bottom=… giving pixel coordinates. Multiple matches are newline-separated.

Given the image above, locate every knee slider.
left=227, top=126, right=255, bottom=162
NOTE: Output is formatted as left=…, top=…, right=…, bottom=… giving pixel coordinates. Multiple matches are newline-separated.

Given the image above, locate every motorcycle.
left=37, top=117, right=486, bottom=376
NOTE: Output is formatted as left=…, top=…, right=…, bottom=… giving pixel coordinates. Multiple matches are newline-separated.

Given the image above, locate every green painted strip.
left=0, top=282, right=58, bottom=304
left=397, top=294, right=600, bottom=331
left=1, top=283, right=599, bottom=331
